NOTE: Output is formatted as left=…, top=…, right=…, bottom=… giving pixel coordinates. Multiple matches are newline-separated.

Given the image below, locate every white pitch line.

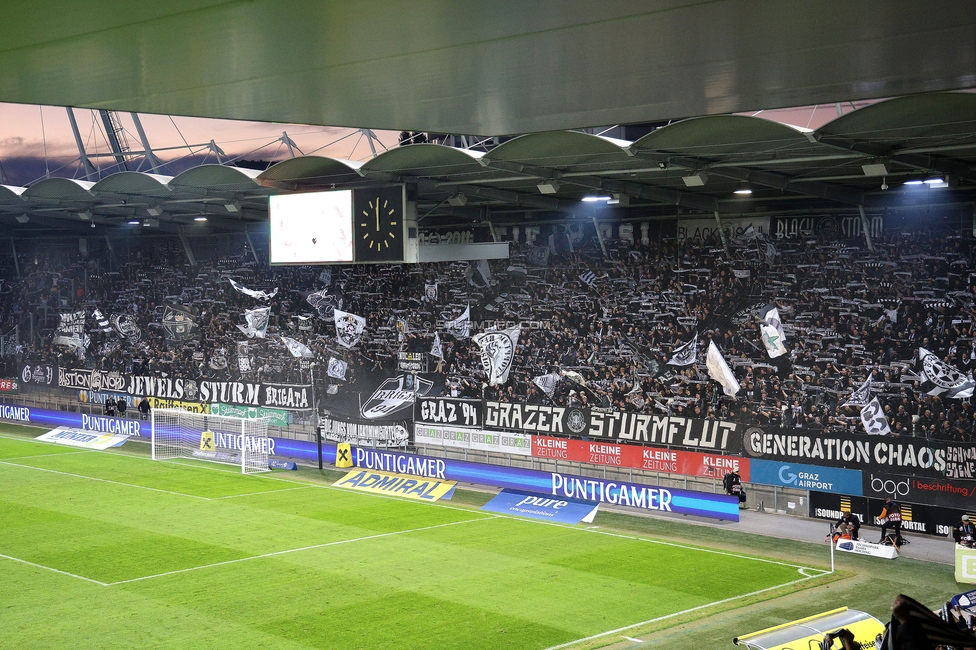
left=213, top=486, right=314, bottom=499
left=0, top=450, right=89, bottom=461
left=0, top=552, right=109, bottom=586
left=108, top=516, right=496, bottom=586
left=0, top=459, right=212, bottom=500
left=622, top=636, right=643, bottom=643
left=542, top=573, right=829, bottom=650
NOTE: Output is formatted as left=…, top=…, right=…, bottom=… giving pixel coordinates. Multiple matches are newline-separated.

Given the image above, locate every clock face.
left=354, top=187, right=404, bottom=263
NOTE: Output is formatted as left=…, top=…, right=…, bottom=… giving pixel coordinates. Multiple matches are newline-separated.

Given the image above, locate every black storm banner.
left=414, top=398, right=481, bottom=428
left=482, top=401, right=742, bottom=453
left=742, top=425, right=976, bottom=480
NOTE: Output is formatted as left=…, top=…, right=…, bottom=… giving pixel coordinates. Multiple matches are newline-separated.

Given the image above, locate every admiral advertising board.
left=484, top=401, right=741, bottom=453
left=531, top=436, right=748, bottom=480
left=809, top=490, right=961, bottom=538
left=414, top=424, right=532, bottom=456
left=742, top=425, right=974, bottom=480
left=749, top=459, right=863, bottom=495
left=415, top=397, right=481, bottom=428
left=861, top=471, right=976, bottom=510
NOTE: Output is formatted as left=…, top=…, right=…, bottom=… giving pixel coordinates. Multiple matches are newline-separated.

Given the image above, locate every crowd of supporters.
left=2, top=224, right=975, bottom=441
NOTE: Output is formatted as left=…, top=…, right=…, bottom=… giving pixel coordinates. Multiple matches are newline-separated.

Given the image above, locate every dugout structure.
left=151, top=408, right=272, bottom=474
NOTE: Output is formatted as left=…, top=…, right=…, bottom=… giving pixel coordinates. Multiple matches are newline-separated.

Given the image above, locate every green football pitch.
left=0, top=427, right=826, bottom=650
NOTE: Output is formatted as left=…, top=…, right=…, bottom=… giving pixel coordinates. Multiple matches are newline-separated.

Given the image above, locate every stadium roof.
left=2, top=92, right=975, bottom=236
left=0, top=2, right=973, bottom=136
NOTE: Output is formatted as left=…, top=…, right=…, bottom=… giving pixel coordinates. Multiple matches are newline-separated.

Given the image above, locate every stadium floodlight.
left=194, top=216, right=208, bottom=222
left=78, top=209, right=92, bottom=220
left=224, top=199, right=242, bottom=213
left=15, top=214, right=29, bottom=223
left=146, top=204, right=163, bottom=217
left=447, top=193, right=467, bottom=206
left=681, top=172, right=708, bottom=187
left=537, top=180, right=560, bottom=194
left=861, top=162, right=889, bottom=177
left=152, top=408, right=271, bottom=474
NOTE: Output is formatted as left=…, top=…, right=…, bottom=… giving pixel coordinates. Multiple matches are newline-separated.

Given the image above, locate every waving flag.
left=237, top=307, right=271, bottom=339
left=430, top=332, right=444, bottom=359
left=667, top=335, right=698, bottom=367
left=334, top=309, right=366, bottom=349
left=229, top=278, right=278, bottom=300
left=473, top=325, right=520, bottom=386
left=918, top=347, right=975, bottom=399
left=706, top=341, right=740, bottom=397
left=860, top=398, right=891, bottom=436
left=759, top=305, right=788, bottom=359
left=843, top=374, right=874, bottom=407
left=444, top=305, right=470, bottom=338
left=280, top=336, right=314, bottom=358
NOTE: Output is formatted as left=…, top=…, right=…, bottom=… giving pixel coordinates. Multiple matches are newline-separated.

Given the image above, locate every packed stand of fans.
left=2, top=226, right=975, bottom=441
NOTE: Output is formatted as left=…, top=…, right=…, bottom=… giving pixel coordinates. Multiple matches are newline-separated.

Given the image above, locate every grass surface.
left=0, top=425, right=822, bottom=650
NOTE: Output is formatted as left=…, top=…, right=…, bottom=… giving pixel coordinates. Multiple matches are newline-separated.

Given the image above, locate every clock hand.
left=375, top=202, right=380, bottom=231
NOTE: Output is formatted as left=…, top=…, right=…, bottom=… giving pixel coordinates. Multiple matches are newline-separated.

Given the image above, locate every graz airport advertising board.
left=749, top=459, right=862, bottom=495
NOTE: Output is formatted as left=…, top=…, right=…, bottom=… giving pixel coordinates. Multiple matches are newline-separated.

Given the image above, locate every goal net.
left=151, top=408, right=272, bottom=474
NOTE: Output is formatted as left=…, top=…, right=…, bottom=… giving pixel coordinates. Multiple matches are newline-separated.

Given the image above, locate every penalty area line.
left=0, top=552, right=109, bottom=586
left=107, top=516, right=496, bottom=586
left=542, top=573, right=826, bottom=650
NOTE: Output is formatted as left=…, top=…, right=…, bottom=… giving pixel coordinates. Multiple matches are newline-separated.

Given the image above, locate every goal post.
left=151, top=408, right=272, bottom=474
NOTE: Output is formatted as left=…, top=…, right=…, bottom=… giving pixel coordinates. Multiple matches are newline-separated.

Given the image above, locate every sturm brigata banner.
left=52, top=368, right=311, bottom=410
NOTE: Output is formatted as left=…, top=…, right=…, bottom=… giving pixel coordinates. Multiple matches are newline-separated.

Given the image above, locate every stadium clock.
left=354, top=186, right=405, bottom=263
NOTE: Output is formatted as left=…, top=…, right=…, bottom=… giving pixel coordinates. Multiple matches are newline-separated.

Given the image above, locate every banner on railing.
left=742, top=425, right=974, bottom=480
left=483, top=401, right=742, bottom=453
left=415, top=397, right=481, bottom=428
left=414, top=424, right=532, bottom=456
left=55, top=368, right=312, bottom=410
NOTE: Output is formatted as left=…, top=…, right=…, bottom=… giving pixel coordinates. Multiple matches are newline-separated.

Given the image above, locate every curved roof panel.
left=360, top=144, right=484, bottom=176
left=815, top=92, right=976, bottom=147
left=258, top=156, right=362, bottom=185
left=632, top=115, right=821, bottom=159
left=91, top=171, right=173, bottom=195
left=0, top=185, right=26, bottom=205
left=169, top=165, right=264, bottom=192
left=487, top=131, right=630, bottom=168
left=23, top=178, right=95, bottom=201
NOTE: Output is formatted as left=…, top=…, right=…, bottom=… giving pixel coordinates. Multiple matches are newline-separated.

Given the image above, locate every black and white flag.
left=327, top=357, right=348, bottom=380
left=280, top=336, right=314, bottom=358
left=334, top=309, right=366, bottom=349
left=54, top=310, right=87, bottom=350
left=424, top=283, right=438, bottom=302
left=237, top=307, right=271, bottom=339
left=467, top=260, right=492, bottom=287
left=843, top=374, right=874, bottom=407
left=579, top=270, right=597, bottom=287
left=473, top=325, right=520, bottom=386
left=162, top=304, right=199, bottom=343
left=667, top=334, right=698, bottom=367
left=444, top=305, right=470, bottom=338
left=318, top=269, right=332, bottom=286
left=532, top=372, right=560, bottom=398
left=758, top=305, right=788, bottom=359
left=860, top=397, right=891, bottom=436
left=295, top=315, right=313, bottom=331
left=527, top=245, right=550, bottom=267
left=110, top=313, right=142, bottom=344
left=229, top=278, right=278, bottom=300
left=92, top=310, right=111, bottom=332
left=237, top=341, right=252, bottom=373
left=430, top=332, right=444, bottom=359
left=918, top=347, right=975, bottom=398
left=307, top=289, right=343, bottom=321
